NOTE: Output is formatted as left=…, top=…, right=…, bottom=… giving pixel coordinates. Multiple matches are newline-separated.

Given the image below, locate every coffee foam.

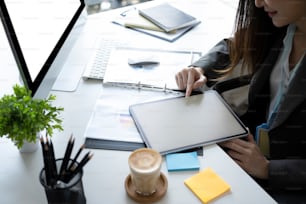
left=129, top=148, right=162, bottom=173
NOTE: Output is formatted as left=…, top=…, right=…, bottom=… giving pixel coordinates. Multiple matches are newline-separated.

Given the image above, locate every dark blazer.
left=191, top=30, right=306, bottom=194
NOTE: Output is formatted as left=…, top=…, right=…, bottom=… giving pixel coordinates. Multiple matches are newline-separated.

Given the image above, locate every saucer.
left=125, top=172, right=168, bottom=203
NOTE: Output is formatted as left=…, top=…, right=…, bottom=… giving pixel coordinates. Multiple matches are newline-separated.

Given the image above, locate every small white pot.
left=19, top=133, right=40, bottom=153
left=19, top=139, right=39, bottom=153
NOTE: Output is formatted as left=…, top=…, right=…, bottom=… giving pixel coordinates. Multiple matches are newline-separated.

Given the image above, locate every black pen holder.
left=39, top=159, right=86, bottom=204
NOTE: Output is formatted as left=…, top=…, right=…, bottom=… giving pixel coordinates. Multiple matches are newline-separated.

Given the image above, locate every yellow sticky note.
left=184, top=168, right=231, bottom=203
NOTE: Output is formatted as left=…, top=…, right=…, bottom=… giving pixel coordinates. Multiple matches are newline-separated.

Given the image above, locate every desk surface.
left=0, top=0, right=277, bottom=203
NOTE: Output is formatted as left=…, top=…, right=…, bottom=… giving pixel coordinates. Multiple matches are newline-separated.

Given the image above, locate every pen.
left=59, top=134, right=75, bottom=181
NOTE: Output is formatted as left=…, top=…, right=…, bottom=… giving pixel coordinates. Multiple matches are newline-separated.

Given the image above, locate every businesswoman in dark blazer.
left=176, top=0, right=306, bottom=202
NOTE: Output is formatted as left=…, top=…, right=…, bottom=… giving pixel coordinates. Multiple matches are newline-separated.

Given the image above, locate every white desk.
left=0, top=0, right=277, bottom=203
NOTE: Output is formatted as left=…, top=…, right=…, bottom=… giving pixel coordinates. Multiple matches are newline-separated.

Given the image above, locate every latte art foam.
left=129, top=150, right=161, bottom=173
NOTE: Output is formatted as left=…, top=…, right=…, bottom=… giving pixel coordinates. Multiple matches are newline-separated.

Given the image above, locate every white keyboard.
left=82, top=38, right=128, bottom=80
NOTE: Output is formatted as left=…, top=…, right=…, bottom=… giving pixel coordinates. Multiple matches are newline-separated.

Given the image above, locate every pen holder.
left=39, top=159, right=86, bottom=204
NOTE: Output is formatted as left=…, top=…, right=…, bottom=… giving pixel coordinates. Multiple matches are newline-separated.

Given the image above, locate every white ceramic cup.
left=128, top=148, right=162, bottom=196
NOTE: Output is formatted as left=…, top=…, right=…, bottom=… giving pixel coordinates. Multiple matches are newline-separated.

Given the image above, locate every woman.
left=175, top=0, right=306, bottom=201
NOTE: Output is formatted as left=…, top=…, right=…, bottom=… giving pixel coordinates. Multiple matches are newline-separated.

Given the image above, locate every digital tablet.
left=129, top=90, right=248, bottom=155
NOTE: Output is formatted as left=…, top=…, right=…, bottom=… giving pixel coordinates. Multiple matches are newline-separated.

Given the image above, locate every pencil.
left=59, top=134, right=75, bottom=181
left=68, top=144, right=85, bottom=171
left=48, top=138, right=58, bottom=181
left=40, top=136, right=51, bottom=186
left=44, top=141, right=54, bottom=186
left=65, top=152, right=93, bottom=182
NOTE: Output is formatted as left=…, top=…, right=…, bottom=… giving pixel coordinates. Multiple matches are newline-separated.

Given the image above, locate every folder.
left=84, top=138, right=145, bottom=151
left=129, top=90, right=248, bottom=155
left=102, top=47, right=202, bottom=92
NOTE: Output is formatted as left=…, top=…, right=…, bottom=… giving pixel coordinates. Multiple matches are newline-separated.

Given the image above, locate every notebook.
left=115, top=7, right=165, bottom=32
left=112, top=7, right=201, bottom=43
left=129, top=90, right=248, bottom=155
left=139, top=3, right=200, bottom=33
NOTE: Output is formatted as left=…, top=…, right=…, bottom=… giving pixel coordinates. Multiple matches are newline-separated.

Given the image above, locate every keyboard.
left=82, top=38, right=128, bottom=80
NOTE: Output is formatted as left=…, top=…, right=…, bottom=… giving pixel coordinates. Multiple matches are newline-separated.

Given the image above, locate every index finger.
left=185, top=69, right=197, bottom=97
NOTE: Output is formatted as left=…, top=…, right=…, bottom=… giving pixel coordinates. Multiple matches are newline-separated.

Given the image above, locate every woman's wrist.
left=260, top=160, right=270, bottom=179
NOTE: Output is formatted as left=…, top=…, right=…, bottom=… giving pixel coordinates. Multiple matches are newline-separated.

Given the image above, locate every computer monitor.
left=0, top=0, right=85, bottom=99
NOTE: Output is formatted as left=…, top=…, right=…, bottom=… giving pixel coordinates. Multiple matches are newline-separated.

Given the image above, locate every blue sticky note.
left=166, top=151, right=200, bottom=172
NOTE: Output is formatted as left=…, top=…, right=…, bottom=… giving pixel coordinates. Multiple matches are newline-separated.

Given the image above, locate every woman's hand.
left=175, top=67, right=207, bottom=97
left=218, top=133, right=269, bottom=179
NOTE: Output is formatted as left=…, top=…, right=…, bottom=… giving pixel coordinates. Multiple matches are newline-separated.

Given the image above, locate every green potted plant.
left=0, top=84, right=64, bottom=151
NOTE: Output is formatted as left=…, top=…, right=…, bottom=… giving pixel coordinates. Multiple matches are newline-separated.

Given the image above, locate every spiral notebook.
left=129, top=90, right=248, bottom=155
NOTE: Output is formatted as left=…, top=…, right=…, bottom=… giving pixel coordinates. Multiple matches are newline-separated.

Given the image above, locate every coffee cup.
left=128, top=148, right=162, bottom=196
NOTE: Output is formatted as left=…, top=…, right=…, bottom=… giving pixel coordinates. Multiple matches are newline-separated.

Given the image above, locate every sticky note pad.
left=184, top=168, right=231, bottom=203
left=166, top=151, right=200, bottom=171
